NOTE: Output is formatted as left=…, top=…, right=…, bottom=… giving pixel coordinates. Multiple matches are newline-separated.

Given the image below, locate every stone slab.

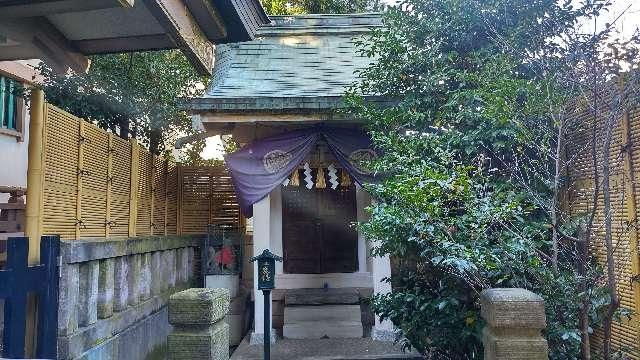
left=483, top=327, right=548, bottom=360
left=61, top=304, right=171, bottom=360
left=285, top=305, right=362, bottom=323
left=283, top=320, right=363, bottom=339
left=169, top=288, right=230, bottom=325
left=285, top=288, right=360, bottom=306
left=168, top=321, right=229, bottom=360
left=226, top=313, right=244, bottom=346
left=61, top=235, right=201, bottom=264
left=231, top=336, right=422, bottom=360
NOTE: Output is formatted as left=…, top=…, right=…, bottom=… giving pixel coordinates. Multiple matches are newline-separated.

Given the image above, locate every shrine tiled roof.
left=192, top=14, right=383, bottom=111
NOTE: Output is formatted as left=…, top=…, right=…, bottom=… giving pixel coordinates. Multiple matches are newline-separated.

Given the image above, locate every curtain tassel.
left=316, top=167, right=327, bottom=189
left=290, top=169, right=300, bottom=186
left=340, top=168, right=352, bottom=187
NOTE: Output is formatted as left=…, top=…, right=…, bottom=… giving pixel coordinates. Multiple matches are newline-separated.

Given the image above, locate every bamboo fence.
left=30, top=103, right=241, bottom=240
left=563, top=100, right=640, bottom=358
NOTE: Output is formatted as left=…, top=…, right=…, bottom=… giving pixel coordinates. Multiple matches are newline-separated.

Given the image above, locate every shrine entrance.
left=282, top=175, right=358, bottom=274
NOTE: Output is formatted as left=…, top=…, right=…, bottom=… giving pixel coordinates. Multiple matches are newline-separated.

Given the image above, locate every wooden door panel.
left=282, top=176, right=358, bottom=274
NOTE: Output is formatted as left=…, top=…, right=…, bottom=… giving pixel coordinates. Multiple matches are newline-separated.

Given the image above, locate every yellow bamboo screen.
left=564, top=101, right=640, bottom=358
left=39, top=103, right=242, bottom=240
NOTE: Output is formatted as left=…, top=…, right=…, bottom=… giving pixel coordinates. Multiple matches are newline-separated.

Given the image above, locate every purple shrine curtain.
left=224, top=126, right=378, bottom=217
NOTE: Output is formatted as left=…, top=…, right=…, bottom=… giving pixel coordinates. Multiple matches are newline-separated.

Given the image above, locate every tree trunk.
left=118, top=115, right=129, bottom=139
left=149, top=127, right=162, bottom=155
left=577, top=89, right=602, bottom=360
left=577, top=223, right=591, bottom=360
left=551, top=117, right=564, bottom=272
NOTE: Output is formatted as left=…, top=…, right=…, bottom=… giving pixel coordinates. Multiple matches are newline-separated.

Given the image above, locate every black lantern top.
left=250, top=249, right=283, bottom=290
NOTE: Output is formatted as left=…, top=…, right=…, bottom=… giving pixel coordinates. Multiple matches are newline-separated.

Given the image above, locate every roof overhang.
left=185, top=95, right=393, bottom=113
left=176, top=95, right=394, bottom=144
left=0, top=0, right=269, bottom=74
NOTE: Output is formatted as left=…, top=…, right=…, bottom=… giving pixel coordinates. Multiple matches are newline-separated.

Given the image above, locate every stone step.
left=283, top=320, right=364, bottom=339
left=285, top=305, right=361, bottom=322
left=285, top=288, right=361, bottom=306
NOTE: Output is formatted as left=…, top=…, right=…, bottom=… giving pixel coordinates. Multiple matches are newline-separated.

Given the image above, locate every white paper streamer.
left=282, top=178, right=290, bottom=186
left=303, top=162, right=313, bottom=189
left=327, top=164, right=339, bottom=189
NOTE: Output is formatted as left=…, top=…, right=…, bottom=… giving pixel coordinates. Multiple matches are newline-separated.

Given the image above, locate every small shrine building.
left=185, top=14, right=394, bottom=343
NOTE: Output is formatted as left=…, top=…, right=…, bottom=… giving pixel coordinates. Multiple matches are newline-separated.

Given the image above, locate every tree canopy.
left=39, top=50, right=206, bottom=155
left=347, top=0, right=640, bottom=358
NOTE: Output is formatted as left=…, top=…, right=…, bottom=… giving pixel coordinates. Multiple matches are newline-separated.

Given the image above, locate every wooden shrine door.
left=282, top=179, right=358, bottom=274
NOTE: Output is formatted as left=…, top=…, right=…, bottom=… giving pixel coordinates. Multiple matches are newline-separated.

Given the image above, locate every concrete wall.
left=57, top=235, right=202, bottom=360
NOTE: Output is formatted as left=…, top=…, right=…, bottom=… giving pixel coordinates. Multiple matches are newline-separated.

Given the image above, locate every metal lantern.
left=250, top=249, right=282, bottom=290
left=249, top=249, right=282, bottom=360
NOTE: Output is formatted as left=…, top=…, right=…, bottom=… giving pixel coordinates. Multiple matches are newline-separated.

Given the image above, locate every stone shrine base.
left=230, top=336, right=422, bottom=360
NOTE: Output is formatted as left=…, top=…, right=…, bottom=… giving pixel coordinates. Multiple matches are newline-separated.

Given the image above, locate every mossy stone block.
left=480, top=288, right=546, bottom=329
left=168, top=322, right=229, bottom=360
left=169, top=288, right=230, bottom=325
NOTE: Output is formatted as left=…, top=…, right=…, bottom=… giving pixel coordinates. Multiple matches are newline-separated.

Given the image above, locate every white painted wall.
left=0, top=61, right=36, bottom=203
left=0, top=102, right=29, bottom=203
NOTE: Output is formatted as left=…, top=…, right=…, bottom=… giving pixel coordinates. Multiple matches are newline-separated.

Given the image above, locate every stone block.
left=205, top=274, right=240, bottom=298
left=168, top=250, right=177, bottom=288
left=161, top=250, right=170, bottom=292
left=140, top=253, right=151, bottom=300
left=128, top=254, right=141, bottom=306
left=113, top=256, right=129, bottom=312
left=187, top=247, right=195, bottom=281
left=283, top=320, right=363, bottom=339
left=169, top=288, right=230, bottom=325
left=181, top=247, right=190, bottom=283
left=480, top=288, right=549, bottom=360
left=225, top=313, right=243, bottom=346
left=284, top=288, right=360, bottom=305
left=78, top=260, right=99, bottom=327
left=58, top=263, right=80, bottom=335
left=483, top=327, right=548, bottom=360
left=150, top=251, right=162, bottom=295
left=168, top=321, right=229, bottom=360
left=285, top=305, right=361, bottom=322
left=97, top=258, right=115, bottom=319
left=480, top=288, right=546, bottom=330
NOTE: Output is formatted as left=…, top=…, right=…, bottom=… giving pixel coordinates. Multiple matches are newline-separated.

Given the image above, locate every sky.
left=198, top=0, right=640, bottom=160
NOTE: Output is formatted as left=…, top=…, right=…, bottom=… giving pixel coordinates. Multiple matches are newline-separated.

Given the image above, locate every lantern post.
left=250, top=249, right=282, bottom=360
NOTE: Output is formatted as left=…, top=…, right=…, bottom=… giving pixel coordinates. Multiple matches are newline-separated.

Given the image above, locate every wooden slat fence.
left=34, top=104, right=241, bottom=240
left=563, top=99, right=640, bottom=358
left=179, top=166, right=243, bottom=234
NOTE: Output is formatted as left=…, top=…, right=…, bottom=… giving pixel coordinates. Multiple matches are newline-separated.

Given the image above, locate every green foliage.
left=347, top=0, right=611, bottom=358
left=39, top=50, right=207, bottom=153
left=260, top=0, right=382, bottom=15
left=180, top=139, right=221, bottom=166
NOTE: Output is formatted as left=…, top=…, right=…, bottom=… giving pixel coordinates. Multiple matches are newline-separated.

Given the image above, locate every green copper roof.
left=193, top=14, right=382, bottom=112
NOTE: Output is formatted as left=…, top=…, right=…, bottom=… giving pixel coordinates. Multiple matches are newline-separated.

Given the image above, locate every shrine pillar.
left=250, top=193, right=277, bottom=344
left=356, top=184, right=370, bottom=273
left=371, top=247, right=394, bottom=341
